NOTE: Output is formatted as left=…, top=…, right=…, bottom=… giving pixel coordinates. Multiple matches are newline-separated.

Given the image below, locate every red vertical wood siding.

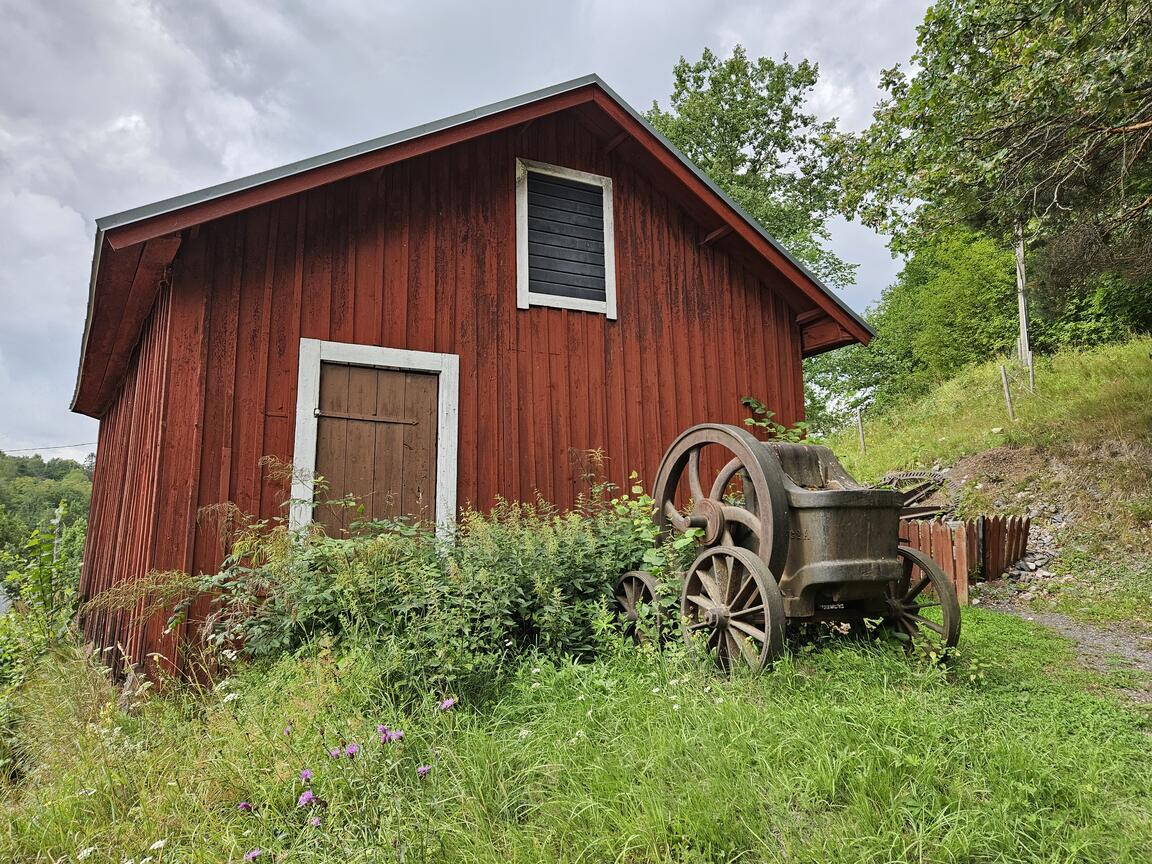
left=83, top=112, right=806, bottom=672
left=79, top=282, right=172, bottom=667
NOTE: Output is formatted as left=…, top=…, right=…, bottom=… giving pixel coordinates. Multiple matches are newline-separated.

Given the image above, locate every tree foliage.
left=845, top=0, right=1152, bottom=286
left=807, top=229, right=1019, bottom=414
left=0, top=451, right=92, bottom=555
left=647, top=46, right=856, bottom=288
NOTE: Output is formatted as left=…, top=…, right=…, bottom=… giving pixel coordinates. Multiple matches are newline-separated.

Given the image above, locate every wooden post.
left=999, top=364, right=1016, bottom=421
left=855, top=407, right=866, bottom=454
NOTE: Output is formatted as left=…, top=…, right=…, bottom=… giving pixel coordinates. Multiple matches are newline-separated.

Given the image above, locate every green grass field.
left=826, top=338, right=1152, bottom=483
left=3, top=610, right=1150, bottom=863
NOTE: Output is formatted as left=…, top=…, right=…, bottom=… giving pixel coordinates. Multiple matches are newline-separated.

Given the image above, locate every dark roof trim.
left=92, top=73, right=871, bottom=336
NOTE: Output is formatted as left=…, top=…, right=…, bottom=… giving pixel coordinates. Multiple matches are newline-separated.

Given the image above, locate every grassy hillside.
left=826, top=338, right=1152, bottom=633
left=826, top=337, right=1152, bottom=482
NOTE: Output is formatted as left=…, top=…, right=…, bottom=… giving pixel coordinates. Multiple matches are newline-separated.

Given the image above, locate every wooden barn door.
left=312, top=361, right=439, bottom=532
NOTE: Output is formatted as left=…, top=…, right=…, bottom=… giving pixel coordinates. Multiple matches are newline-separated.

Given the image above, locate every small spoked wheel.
left=885, top=546, right=961, bottom=654
left=612, top=570, right=663, bottom=644
left=681, top=545, right=786, bottom=672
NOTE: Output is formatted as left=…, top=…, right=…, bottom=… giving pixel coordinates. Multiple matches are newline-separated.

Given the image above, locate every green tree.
left=845, top=0, right=1152, bottom=286
left=807, top=229, right=1018, bottom=413
left=0, top=451, right=92, bottom=552
left=647, top=46, right=855, bottom=288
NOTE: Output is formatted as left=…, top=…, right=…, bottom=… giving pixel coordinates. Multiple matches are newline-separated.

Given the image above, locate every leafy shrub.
left=179, top=490, right=661, bottom=697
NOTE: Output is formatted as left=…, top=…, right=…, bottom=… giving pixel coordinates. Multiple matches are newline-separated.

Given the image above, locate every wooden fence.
left=899, top=515, right=1031, bottom=606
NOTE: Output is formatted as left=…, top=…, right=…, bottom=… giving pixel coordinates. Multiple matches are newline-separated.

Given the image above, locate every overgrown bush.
left=179, top=487, right=664, bottom=697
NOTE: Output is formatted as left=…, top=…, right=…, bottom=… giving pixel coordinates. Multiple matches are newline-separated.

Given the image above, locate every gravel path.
left=983, top=598, right=1152, bottom=703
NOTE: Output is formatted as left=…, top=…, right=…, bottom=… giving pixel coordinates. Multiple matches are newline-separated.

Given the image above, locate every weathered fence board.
left=899, top=514, right=1030, bottom=605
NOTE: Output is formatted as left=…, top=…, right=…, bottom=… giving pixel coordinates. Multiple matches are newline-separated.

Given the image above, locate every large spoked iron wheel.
left=612, top=570, right=663, bottom=644
left=885, top=546, right=961, bottom=654
left=681, top=545, right=786, bottom=672
left=652, top=424, right=790, bottom=576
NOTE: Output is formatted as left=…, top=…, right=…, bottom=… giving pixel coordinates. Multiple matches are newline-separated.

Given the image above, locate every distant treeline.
left=0, top=451, right=92, bottom=552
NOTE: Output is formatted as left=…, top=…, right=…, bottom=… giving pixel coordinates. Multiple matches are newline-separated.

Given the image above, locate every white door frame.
left=290, top=338, right=460, bottom=534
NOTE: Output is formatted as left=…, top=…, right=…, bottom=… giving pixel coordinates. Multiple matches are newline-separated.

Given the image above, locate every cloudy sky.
left=0, top=0, right=927, bottom=461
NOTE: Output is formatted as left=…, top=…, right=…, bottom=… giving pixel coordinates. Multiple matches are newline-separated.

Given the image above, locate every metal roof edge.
left=95, top=74, right=604, bottom=234
left=85, top=73, right=871, bottom=378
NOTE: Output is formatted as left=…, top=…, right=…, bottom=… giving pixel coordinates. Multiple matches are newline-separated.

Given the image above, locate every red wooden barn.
left=72, top=75, right=871, bottom=672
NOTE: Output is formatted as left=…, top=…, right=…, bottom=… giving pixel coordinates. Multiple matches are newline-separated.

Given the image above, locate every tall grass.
left=828, top=338, right=1152, bottom=481
left=2, top=610, right=1150, bottom=863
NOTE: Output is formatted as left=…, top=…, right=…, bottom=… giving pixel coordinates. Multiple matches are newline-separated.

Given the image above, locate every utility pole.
left=1014, top=222, right=1032, bottom=376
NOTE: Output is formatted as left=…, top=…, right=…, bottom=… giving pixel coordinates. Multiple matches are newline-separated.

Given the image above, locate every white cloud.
left=0, top=0, right=927, bottom=456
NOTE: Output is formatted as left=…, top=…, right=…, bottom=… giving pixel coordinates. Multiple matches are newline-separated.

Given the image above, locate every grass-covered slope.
left=3, top=615, right=1151, bottom=864
left=827, top=338, right=1152, bottom=633
left=827, top=337, right=1152, bottom=482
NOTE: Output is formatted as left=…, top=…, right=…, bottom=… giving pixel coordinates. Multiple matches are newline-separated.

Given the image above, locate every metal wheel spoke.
left=663, top=500, right=688, bottom=532
left=730, top=618, right=768, bottom=644
left=734, top=632, right=761, bottom=668
left=722, top=505, right=762, bottom=538
left=725, top=631, right=748, bottom=667
left=688, top=449, right=705, bottom=502
left=730, top=603, right=765, bottom=620
left=686, top=593, right=716, bottom=611
left=698, top=567, right=723, bottom=603
left=906, top=574, right=932, bottom=602
left=730, top=573, right=758, bottom=608
left=909, top=614, right=946, bottom=636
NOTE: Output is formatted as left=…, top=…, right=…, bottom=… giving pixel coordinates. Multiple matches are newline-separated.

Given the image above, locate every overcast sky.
left=0, top=0, right=927, bottom=462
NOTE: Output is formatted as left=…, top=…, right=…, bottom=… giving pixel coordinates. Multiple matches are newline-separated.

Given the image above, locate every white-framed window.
left=290, top=338, right=459, bottom=536
left=516, top=158, right=617, bottom=319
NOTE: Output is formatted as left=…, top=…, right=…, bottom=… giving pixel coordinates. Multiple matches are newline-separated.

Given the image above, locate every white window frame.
left=290, top=338, right=460, bottom=535
left=516, top=157, right=617, bottom=319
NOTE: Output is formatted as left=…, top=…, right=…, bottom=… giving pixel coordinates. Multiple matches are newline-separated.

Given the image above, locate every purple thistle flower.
left=298, top=789, right=316, bottom=807
left=387, top=729, right=404, bottom=743
left=328, top=748, right=342, bottom=759
left=344, top=743, right=360, bottom=759
left=439, top=697, right=457, bottom=711
left=308, top=816, right=322, bottom=828
left=237, top=801, right=253, bottom=812
left=244, top=850, right=262, bottom=861
left=299, top=769, right=313, bottom=783
left=417, top=764, right=432, bottom=778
